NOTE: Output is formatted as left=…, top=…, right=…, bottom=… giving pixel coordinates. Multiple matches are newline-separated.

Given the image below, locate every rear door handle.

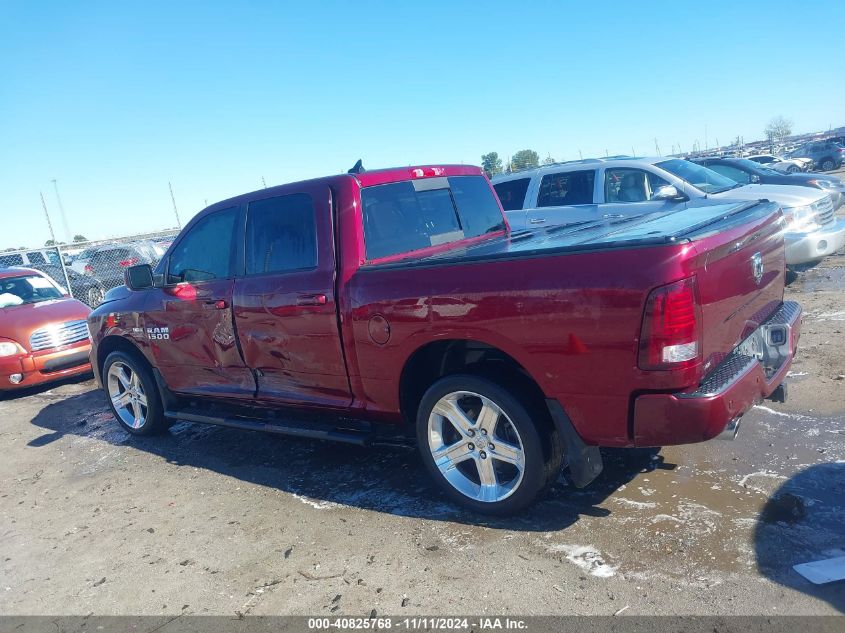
left=528, top=218, right=547, bottom=224
left=296, top=294, right=327, bottom=306
left=203, top=300, right=228, bottom=310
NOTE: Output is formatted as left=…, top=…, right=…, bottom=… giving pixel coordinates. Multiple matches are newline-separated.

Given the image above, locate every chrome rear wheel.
left=427, top=390, right=526, bottom=503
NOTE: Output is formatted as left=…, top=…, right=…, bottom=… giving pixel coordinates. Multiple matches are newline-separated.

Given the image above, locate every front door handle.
left=528, top=218, right=547, bottom=224
left=296, top=294, right=327, bottom=306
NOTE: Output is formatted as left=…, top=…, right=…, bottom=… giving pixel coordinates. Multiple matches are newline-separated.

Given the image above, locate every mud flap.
left=545, top=399, right=603, bottom=488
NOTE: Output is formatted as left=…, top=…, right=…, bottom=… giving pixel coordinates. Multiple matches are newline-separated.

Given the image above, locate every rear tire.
left=103, top=350, right=167, bottom=435
left=416, top=374, right=560, bottom=515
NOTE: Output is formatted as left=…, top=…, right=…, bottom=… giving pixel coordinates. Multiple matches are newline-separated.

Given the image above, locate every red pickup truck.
left=88, top=164, right=801, bottom=514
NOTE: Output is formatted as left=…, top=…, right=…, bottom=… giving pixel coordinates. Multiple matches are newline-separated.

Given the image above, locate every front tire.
left=416, top=374, right=559, bottom=515
left=786, top=165, right=799, bottom=174
left=103, top=351, right=167, bottom=435
left=820, top=158, right=835, bottom=171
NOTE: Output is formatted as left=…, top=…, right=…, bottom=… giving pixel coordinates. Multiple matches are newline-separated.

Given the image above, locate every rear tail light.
left=84, top=264, right=94, bottom=275
left=638, top=276, right=702, bottom=370
left=119, top=257, right=140, bottom=267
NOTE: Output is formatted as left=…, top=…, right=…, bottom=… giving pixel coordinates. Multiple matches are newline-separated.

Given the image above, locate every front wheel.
left=820, top=158, right=835, bottom=171
left=786, top=165, right=799, bottom=174
left=416, top=374, right=560, bottom=515
left=103, top=351, right=167, bottom=435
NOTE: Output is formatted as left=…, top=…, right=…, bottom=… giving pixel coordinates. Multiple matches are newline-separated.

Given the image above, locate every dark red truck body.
left=88, top=165, right=800, bottom=464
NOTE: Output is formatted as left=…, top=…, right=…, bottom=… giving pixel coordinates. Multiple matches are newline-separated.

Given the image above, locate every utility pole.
left=705, top=123, right=708, bottom=151
left=41, top=192, right=72, bottom=294
left=654, top=138, right=661, bottom=156
left=40, top=192, right=56, bottom=244
left=168, top=181, right=182, bottom=229
left=578, top=149, right=583, bottom=160
left=261, top=176, right=267, bottom=189
left=50, top=179, right=71, bottom=242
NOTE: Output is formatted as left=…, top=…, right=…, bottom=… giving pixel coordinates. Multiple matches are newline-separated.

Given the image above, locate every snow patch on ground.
left=753, top=405, right=818, bottom=423
left=546, top=544, right=618, bottom=577
left=612, top=497, right=657, bottom=510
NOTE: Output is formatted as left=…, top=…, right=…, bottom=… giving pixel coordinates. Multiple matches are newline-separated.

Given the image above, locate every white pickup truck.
left=493, top=157, right=845, bottom=266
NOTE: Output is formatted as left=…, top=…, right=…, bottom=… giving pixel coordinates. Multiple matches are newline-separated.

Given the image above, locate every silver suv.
left=492, top=157, right=845, bottom=266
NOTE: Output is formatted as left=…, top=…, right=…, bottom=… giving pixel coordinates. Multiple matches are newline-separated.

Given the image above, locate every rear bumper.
left=0, top=341, right=92, bottom=391
left=784, top=218, right=845, bottom=265
left=632, top=301, right=801, bottom=446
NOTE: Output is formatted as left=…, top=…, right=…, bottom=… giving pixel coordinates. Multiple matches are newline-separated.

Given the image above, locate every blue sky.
left=2, top=0, right=844, bottom=249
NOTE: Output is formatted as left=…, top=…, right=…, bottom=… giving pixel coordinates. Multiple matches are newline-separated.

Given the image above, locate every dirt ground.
left=1, top=207, right=844, bottom=617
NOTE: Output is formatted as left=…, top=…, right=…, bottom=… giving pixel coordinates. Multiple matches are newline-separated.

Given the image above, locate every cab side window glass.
left=605, top=168, right=651, bottom=202
left=245, top=194, right=317, bottom=275
left=536, top=170, right=595, bottom=207
left=168, top=207, right=238, bottom=283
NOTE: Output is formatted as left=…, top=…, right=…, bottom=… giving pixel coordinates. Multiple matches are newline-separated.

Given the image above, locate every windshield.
left=0, top=274, right=64, bottom=308
left=657, top=159, right=740, bottom=194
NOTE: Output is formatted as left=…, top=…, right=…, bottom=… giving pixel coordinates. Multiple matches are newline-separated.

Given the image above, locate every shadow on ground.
left=26, top=388, right=663, bottom=531
left=755, top=462, right=845, bottom=613
left=0, top=373, right=93, bottom=401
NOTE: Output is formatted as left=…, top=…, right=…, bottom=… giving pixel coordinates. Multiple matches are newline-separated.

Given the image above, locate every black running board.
left=164, top=409, right=373, bottom=446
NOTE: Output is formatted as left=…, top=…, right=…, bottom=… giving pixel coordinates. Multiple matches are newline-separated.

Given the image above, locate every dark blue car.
left=692, top=157, right=845, bottom=209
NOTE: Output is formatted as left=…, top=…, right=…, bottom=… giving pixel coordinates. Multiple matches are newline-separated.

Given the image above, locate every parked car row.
left=785, top=140, right=845, bottom=172
left=0, top=239, right=169, bottom=308
left=493, top=156, right=845, bottom=267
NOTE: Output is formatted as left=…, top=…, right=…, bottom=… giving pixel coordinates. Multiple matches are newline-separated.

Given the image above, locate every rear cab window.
left=536, top=170, right=595, bottom=207
left=361, top=175, right=505, bottom=262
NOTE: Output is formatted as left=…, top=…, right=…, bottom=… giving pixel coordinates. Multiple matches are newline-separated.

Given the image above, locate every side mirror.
left=125, top=264, right=155, bottom=290
left=652, top=185, right=687, bottom=201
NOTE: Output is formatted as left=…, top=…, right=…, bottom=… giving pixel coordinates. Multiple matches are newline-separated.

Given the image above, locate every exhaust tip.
left=717, top=417, right=742, bottom=441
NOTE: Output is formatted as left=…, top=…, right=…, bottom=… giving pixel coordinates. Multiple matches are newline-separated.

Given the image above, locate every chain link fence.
left=0, top=229, right=180, bottom=308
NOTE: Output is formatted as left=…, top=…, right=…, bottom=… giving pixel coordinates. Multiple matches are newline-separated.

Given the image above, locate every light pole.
left=50, top=179, right=72, bottom=242
left=168, top=181, right=182, bottom=229
left=40, top=191, right=73, bottom=294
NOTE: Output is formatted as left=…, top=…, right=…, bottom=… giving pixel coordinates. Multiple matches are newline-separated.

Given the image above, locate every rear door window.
left=536, top=170, right=595, bottom=207
left=168, top=207, right=239, bottom=283
left=0, top=254, right=25, bottom=267
left=493, top=178, right=531, bottom=211
left=26, top=252, right=47, bottom=265
left=361, top=175, right=505, bottom=261
left=245, top=194, right=317, bottom=275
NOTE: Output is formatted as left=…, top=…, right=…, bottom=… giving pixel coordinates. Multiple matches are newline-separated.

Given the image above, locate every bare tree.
left=764, top=116, right=793, bottom=145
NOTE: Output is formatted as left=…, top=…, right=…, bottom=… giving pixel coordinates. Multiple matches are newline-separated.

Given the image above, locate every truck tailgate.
left=693, top=208, right=786, bottom=374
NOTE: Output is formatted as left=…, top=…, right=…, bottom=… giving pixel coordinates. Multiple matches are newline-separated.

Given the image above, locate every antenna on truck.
left=348, top=159, right=366, bottom=174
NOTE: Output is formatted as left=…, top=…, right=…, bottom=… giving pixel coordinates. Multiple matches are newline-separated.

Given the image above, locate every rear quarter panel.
left=346, top=244, right=700, bottom=446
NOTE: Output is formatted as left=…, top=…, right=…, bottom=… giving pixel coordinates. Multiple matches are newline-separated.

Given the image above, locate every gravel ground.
left=1, top=228, right=844, bottom=617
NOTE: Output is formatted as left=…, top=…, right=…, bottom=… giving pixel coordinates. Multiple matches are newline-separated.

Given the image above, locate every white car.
left=746, top=154, right=811, bottom=174
left=493, top=157, right=845, bottom=266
